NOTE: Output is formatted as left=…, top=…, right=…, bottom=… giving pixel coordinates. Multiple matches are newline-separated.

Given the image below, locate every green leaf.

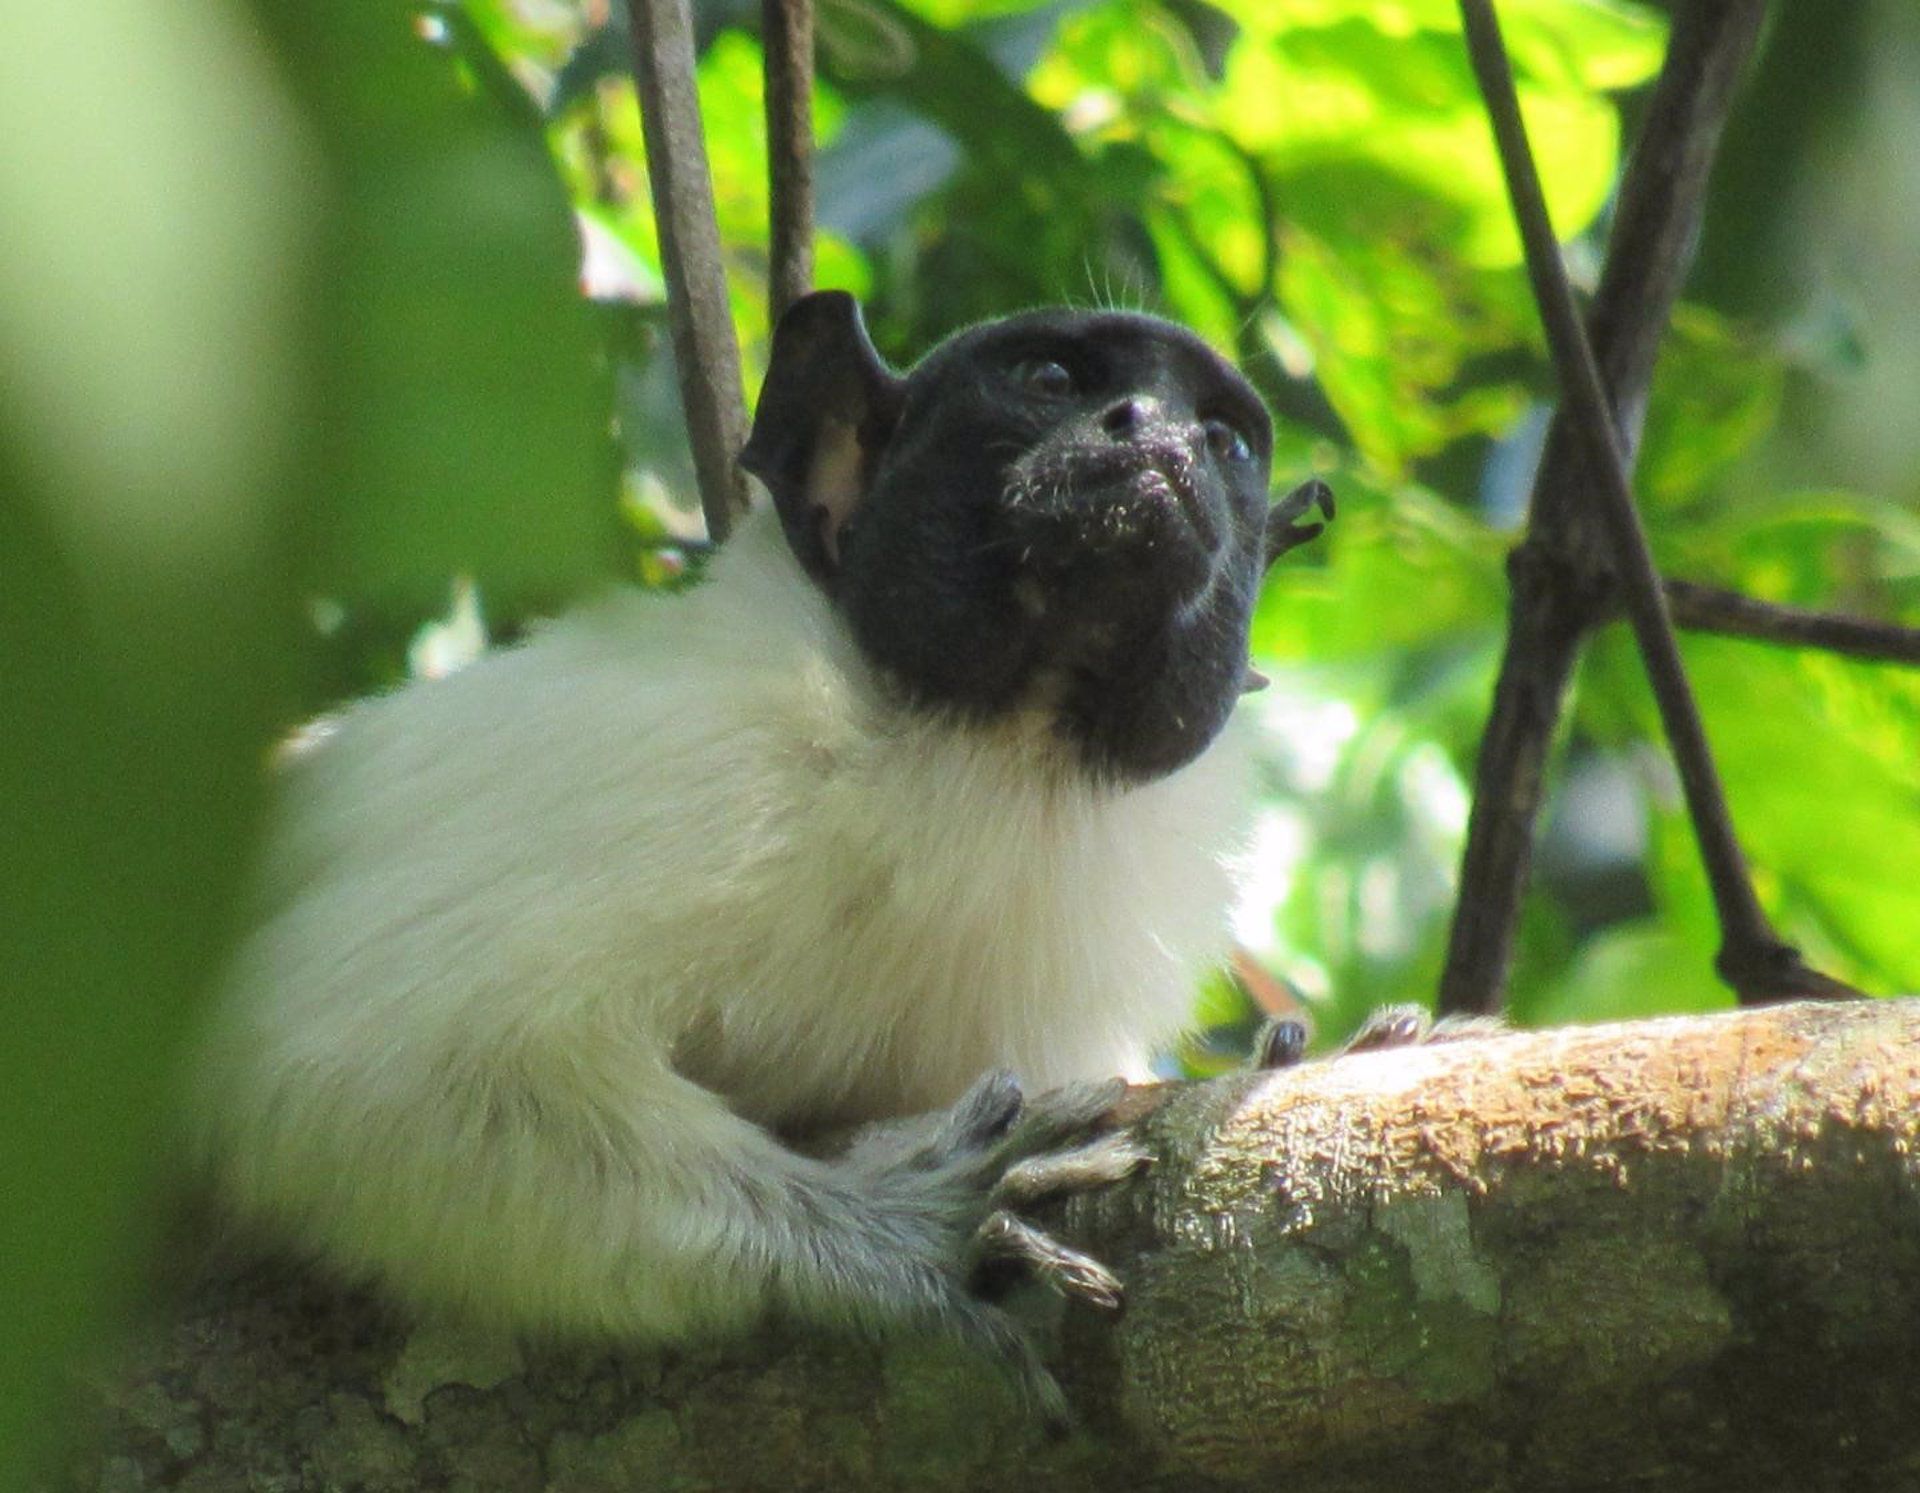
left=1212, top=1, right=1659, bottom=265
left=0, top=1, right=309, bottom=1479
left=261, top=1, right=616, bottom=610
left=1685, top=642, right=1920, bottom=990
left=1579, top=627, right=1920, bottom=995
left=1253, top=478, right=1506, bottom=659
left=1522, top=923, right=1731, bottom=1027
left=1637, top=307, right=1788, bottom=515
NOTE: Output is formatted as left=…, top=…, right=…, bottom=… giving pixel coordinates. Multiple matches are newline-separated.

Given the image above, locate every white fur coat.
left=190, top=506, right=1251, bottom=1339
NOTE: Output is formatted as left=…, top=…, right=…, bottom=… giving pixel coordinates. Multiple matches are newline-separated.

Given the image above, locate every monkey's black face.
left=844, top=314, right=1273, bottom=778
left=741, top=295, right=1326, bottom=782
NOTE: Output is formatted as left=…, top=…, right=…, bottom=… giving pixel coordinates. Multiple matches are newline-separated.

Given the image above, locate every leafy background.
left=3, top=0, right=1916, bottom=1484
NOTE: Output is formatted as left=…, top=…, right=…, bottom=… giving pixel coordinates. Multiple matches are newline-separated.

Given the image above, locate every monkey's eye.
left=1204, top=418, right=1252, bottom=464
left=1012, top=358, right=1076, bottom=398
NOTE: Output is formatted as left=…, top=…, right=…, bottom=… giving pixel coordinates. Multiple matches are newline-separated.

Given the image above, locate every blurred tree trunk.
left=57, top=999, right=1920, bottom=1493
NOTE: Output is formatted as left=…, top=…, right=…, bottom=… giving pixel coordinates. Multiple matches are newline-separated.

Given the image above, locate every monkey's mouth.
left=1003, top=444, right=1220, bottom=563
left=1129, top=461, right=1219, bottom=551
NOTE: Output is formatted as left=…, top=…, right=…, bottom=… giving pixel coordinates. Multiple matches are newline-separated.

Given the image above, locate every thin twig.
left=1455, top=0, right=1855, bottom=1003
left=763, top=0, right=816, bottom=323
left=1439, top=0, right=1769, bottom=1015
left=1665, top=580, right=1920, bottom=665
left=625, top=0, right=751, bottom=542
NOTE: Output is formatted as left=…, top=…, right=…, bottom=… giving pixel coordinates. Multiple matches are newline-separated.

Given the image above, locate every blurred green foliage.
left=4, top=0, right=1918, bottom=1485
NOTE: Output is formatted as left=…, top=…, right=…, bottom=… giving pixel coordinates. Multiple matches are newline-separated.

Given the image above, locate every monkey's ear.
left=740, top=290, right=904, bottom=584
left=1264, top=478, right=1336, bottom=568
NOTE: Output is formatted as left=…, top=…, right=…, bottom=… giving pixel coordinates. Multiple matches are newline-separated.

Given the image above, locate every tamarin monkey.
left=189, top=291, right=1333, bottom=1420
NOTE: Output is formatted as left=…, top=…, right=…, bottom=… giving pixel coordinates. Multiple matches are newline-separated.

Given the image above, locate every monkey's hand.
left=827, top=1071, right=1149, bottom=1427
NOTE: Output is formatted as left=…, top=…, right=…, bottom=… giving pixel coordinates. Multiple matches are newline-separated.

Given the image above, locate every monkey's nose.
left=1101, top=396, right=1161, bottom=439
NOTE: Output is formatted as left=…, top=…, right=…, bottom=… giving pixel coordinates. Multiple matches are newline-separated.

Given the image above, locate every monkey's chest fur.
left=217, top=511, right=1249, bottom=1155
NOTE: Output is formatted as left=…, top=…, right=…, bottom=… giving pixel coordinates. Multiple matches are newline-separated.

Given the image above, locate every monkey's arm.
left=200, top=1012, right=1133, bottom=1421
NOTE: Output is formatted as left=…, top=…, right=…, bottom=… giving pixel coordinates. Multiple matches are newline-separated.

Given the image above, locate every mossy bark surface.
left=55, top=999, right=1920, bottom=1492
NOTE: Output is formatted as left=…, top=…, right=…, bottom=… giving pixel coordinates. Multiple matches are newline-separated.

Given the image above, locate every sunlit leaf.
left=1254, top=478, right=1506, bottom=658
left=1580, top=627, right=1920, bottom=993
left=1213, top=2, right=1656, bottom=264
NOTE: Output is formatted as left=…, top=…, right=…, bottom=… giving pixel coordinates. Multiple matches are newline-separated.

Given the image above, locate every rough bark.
left=57, top=998, right=1920, bottom=1492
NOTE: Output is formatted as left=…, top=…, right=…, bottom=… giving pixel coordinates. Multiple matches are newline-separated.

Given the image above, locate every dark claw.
left=1255, top=1017, right=1311, bottom=1070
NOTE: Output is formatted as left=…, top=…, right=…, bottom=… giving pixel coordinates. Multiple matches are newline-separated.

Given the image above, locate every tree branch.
left=65, top=1000, right=1920, bottom=1492
left=625, top=0, right=751, bottom=541
left=762, top=0, right=815, bottom=323
left=1439, top=0, right=1773, bottom=1016
left=1456, top=0, right=1856, bottom=1007
left=1665, top=578, right=1920, bottom=665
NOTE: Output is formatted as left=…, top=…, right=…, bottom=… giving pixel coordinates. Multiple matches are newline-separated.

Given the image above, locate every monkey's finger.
left=1265, top=520, right=1325, bottom=563
left=971, top=1211, right=1124, bottom=1312
left=1001, top=1077, right=1126, bottom=1155
left=1342, top=1004, right=1432, bottom=1052
left=1278, top=476, right=1335, bottom=522
left=1253, top=1016, right=1310, bottom=1071
left=936, top=1069, right=1026, bottom=1156
left=991, top=1132, right=1152, bottom=1210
